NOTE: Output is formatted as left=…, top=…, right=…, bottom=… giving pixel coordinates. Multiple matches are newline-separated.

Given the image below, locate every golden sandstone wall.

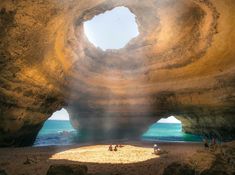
left=0, top=0, right=235, bottom=146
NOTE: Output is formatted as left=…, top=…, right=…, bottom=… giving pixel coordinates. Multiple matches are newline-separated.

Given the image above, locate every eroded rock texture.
left=0, top=0, right=235, bottom=146
left=47, top=164, right=88, bottom=175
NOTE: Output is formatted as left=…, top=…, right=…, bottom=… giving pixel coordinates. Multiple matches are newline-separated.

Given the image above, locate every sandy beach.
left=0, top=141, right=211, bottom=175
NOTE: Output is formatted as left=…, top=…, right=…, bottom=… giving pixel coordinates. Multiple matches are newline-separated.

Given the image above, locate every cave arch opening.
left=142, top=116, right=202, bottom=142
left=83, top=6, right=139, bottom=51
left=34, top=108, right=77, bottom=147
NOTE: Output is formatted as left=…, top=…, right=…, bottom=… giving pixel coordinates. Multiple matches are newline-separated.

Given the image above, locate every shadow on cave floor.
left=0, top=141, right=234, bottom=175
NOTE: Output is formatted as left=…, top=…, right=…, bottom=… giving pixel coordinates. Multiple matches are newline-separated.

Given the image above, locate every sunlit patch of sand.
left=0, top=142, right=205, bottom=175
left=50, top=145, right=159, bottom=164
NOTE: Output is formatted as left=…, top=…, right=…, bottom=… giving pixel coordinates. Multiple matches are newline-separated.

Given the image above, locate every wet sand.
left=0, top=141, right=206, bottom=175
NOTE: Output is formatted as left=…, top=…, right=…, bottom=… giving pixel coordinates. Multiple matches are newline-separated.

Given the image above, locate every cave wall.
left=0, top=0, right=235, bottom=146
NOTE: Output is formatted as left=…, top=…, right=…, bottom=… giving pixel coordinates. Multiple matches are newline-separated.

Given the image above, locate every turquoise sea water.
left=142, top=123, right=202, bottom=142
left=34, top=120, right=77, bottom=146
left=34, top=120, right=202, bottom=146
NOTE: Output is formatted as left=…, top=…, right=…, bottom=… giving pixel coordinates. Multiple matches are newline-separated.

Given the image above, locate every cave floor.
left=0, top=141, right=233, bottom=175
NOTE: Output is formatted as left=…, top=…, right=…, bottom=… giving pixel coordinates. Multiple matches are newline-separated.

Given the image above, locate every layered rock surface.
left=0, top=0, right=235, bottom=146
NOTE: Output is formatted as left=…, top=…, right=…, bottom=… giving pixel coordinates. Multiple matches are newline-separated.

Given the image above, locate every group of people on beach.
left=203, top=137, right=219, bottom=151
left=108, top=144, right=124, bottom=151
left=108, top=143, right=165, bottom=155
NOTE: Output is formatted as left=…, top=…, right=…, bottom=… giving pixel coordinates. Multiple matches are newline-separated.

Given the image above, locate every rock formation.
left=187, top=141, right=235, bottom=174
left=47, top=164, right=88, bottom=175
left=0, top=169, right=7, bottom=175
left=0, top=0, right=235, bottom=146
left=163, top=141, right=235, bottom=175
left=163, top=162, right=195, bottom=175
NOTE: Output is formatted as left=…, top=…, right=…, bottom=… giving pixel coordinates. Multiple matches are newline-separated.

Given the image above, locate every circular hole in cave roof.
left=83, top=6, right=139, bottom=51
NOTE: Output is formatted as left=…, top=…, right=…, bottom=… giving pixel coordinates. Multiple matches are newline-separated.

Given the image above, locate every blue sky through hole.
left=49, top=108, right=69, bottom=120
left=83, top=6, right=139, bottom=51
left=157, top=116, right=181, bottom=124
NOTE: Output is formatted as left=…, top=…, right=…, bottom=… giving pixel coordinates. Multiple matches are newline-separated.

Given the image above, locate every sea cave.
left=0, top=0, right=235, bottom=174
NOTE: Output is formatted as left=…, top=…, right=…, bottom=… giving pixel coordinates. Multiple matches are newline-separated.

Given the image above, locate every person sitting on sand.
left=203, top=139, right=209, bottom=149
left=153, top=144, right=161, bottom=154
left=154, top=144, right=159, bottom=150
left=108, top=145, right=113, bottom=151
left=114, top=145, right=118, bottom=151
left=211, top=137, right=216, bottom=145
left=209, top=137, right=217, bottom=151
